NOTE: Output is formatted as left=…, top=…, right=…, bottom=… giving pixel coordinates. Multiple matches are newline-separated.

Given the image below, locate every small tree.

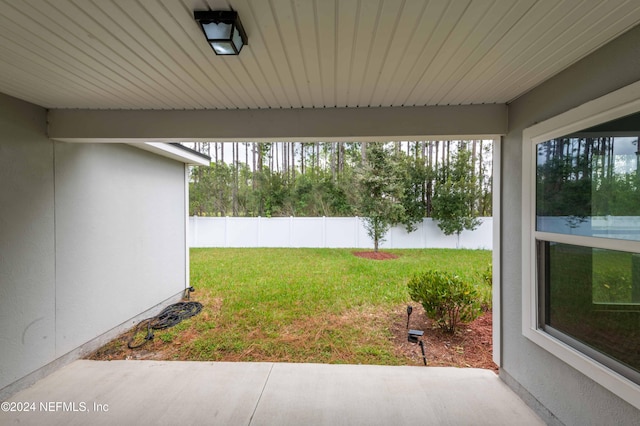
left=397, top=155, right=429, bottom=233
left=432, top=148, right=481, bottom=247
left=356, top=143, right=405, bottom=251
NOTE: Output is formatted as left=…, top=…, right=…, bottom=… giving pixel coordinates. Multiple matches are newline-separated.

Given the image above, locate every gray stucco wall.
left=53, top=143, right=186, bottom=355
left=0, top=93, right=187, bottom=391
left=501, top=25, right=640, bottom=425
left=0, top=93, right=56, bottom=392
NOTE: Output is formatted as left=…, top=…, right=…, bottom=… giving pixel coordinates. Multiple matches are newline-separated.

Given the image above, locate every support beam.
left=48, top=104, right=507, bottom=143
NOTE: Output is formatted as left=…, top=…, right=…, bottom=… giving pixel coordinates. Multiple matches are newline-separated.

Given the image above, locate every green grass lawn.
left=170, top=248, right=491, bottom=365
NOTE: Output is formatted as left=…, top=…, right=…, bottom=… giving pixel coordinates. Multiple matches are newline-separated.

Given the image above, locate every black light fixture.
left=194, top=10, right=247, bottom=55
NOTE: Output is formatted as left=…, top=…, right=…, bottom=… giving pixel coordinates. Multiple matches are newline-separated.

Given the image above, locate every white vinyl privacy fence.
left=189, top=216, right=492, bottom=250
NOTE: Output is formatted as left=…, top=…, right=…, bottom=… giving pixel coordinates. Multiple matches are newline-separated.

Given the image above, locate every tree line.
left=536, top=136, right=640, bottom=221
left=188, top=140, right=492, bottom=228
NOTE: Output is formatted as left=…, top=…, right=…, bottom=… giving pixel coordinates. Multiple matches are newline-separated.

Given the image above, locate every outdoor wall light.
left=194, top=10, right=247, bottom=55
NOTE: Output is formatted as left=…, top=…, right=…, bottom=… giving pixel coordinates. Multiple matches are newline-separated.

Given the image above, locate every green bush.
left=408, top=270, right=482, bottom=333
left=481, top=263, right=492, bottom=287
left=477, top=263, right=493, bottom=311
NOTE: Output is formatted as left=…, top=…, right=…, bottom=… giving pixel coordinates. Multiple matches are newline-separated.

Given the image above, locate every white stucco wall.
left=0, top=93, right=187, bottom=391
left=502, top=24, right=640, bottom=426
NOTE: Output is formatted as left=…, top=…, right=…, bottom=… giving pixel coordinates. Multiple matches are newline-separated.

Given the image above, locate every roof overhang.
left=130, top=142, right=210, bottom=166
left=48, top=104, right=507, bottom=143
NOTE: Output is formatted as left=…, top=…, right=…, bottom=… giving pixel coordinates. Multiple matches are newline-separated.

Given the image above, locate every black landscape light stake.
left=406, top=305, right=413, bottom=329
left=408, top=329, right=427, bottom=366
left=419, top=341, right=427, bottom=366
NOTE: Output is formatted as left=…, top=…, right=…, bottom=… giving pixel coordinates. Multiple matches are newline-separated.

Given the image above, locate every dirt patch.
left=353, top=251, right=399, bottom=260
left=391, top=304, right=497, bottom=371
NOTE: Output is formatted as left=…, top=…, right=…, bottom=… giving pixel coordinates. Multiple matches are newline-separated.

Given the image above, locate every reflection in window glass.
left=536, top=137, right=640, bottom=240
left=593, top=248, right=639, bottom=304
left=541, top=242, right=640, bottom=381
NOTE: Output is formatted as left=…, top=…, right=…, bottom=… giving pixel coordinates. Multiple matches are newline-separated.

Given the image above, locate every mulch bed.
left=353, top=251, right=399, bottom=260
left=390, top=303, right=497, bottom=371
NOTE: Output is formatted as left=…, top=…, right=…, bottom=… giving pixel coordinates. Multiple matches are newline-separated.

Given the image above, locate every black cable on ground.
left=128, top=301, right=203, bottom=349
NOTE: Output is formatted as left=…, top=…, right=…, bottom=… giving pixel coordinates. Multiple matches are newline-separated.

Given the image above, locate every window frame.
left=522, top=80, right=640, bottom=410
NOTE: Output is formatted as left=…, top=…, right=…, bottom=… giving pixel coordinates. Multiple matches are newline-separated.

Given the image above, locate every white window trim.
left=522, top=79, right=640, bottom=410
left=492, top=136, right=502, bottom=367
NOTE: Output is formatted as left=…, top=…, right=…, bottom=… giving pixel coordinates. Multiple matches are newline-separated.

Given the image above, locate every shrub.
left=481, top=263, right=492, bottom=287
left=477, top=263, right=493, bottom=311
left=408, top=270, right=481, bottom=333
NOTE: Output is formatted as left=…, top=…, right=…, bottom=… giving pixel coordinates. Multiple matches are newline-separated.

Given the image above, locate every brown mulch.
left=390, top=304, right=497, bottom=372
left=353, top=251, right=399, bottom=260
left=351, top=250, right=496, bottom=370
left=350, top=250, right=496, bottom=370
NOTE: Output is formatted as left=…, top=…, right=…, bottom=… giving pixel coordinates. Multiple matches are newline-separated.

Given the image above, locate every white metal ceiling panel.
left=0, top=0, right=638, bottom=110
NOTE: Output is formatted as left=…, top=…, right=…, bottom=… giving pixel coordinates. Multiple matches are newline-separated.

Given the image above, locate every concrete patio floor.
left=1, top=360, right=543, bottom=425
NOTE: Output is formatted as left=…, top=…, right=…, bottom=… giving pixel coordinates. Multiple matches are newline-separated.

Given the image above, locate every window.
left=537, top=134, right=640, bottom=241
left=522, top=81, right=640, bottom=409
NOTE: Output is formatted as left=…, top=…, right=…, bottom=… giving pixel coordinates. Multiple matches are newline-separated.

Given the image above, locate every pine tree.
left=356, top=143, right=405, bottom=251
left=431, top=147, right=481, bottom=247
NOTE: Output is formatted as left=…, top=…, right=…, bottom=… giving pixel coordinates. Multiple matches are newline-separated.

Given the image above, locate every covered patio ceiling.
left=1, top=0, right=640, bottom=112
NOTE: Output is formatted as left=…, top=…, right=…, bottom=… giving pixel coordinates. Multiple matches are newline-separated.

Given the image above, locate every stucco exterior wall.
left=501, top=24, right=640, bottom=425
left=53, top=143, right=186, bottom=356
left=0, top=93, right=56, bottom=393
left=0, top=93, right=187, bottom=392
